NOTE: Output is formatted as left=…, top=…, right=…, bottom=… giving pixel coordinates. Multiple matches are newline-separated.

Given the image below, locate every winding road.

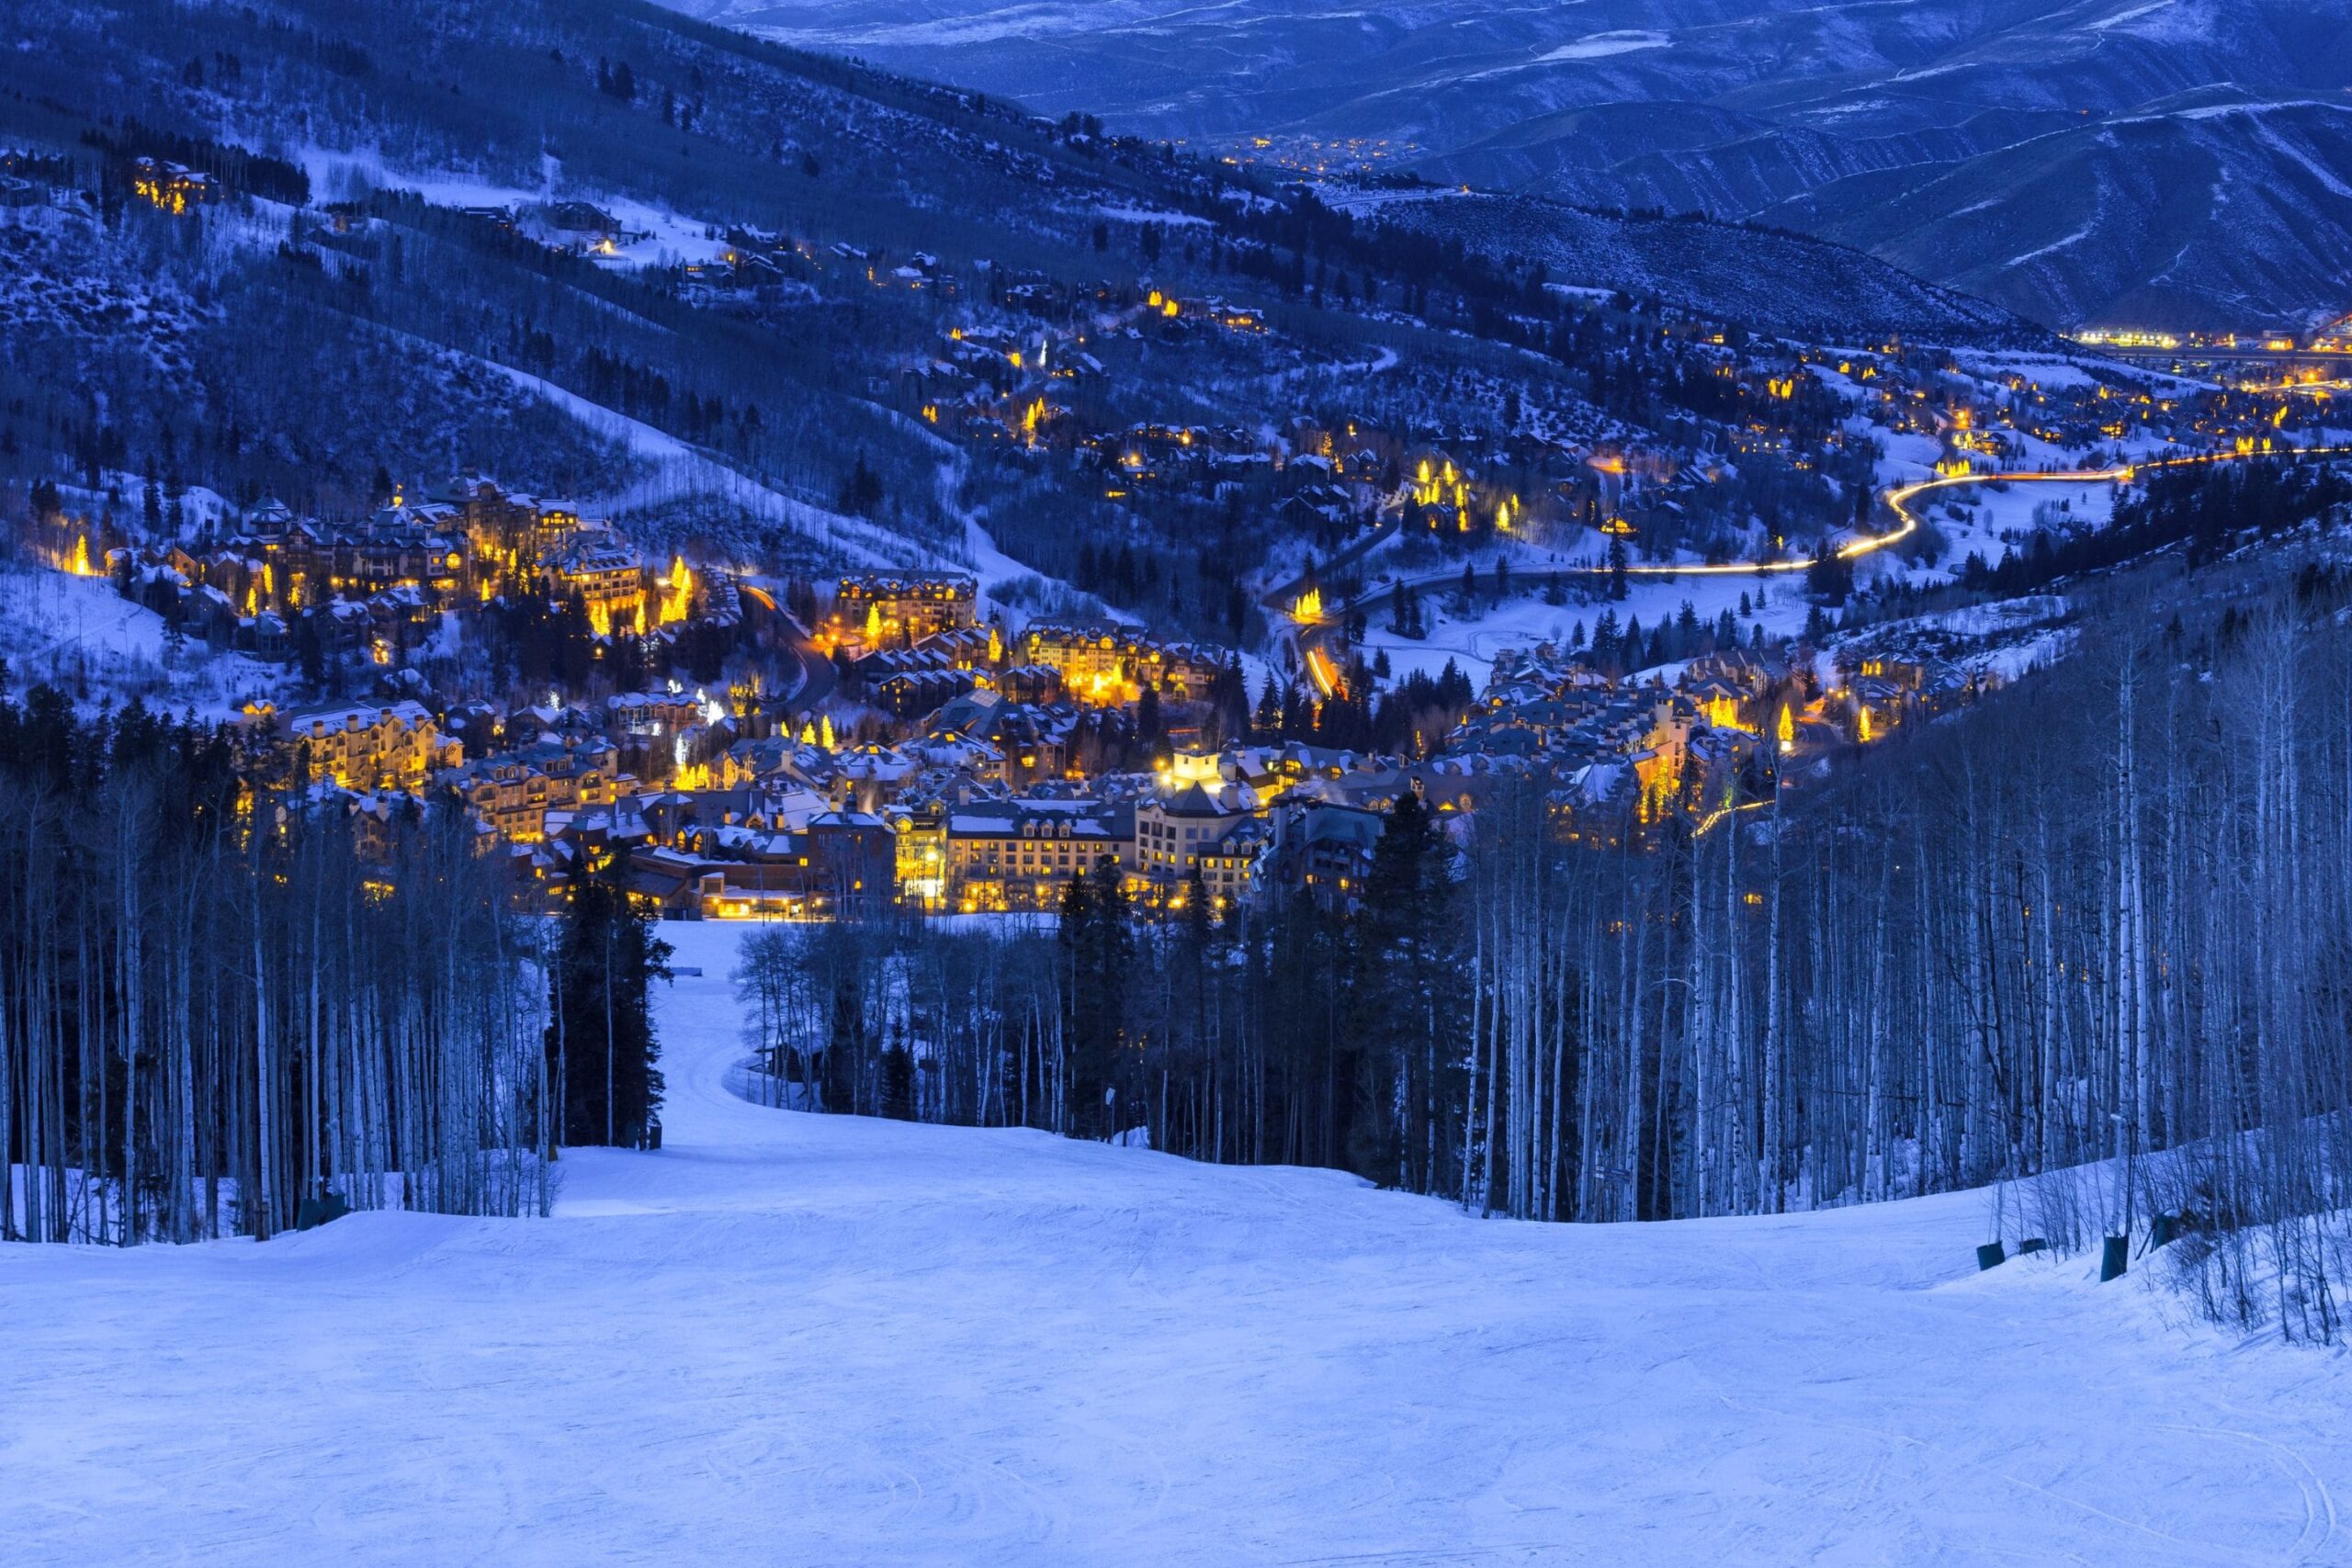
left=1280, top=446, right=2352, bottom=694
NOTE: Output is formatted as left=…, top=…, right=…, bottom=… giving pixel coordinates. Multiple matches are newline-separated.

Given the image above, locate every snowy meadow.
left=5, top=921, right=2347, bottom=1567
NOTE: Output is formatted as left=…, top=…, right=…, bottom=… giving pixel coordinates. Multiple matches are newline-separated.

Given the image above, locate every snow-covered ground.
left=299, top=147, right=732, bottom=268
left=6, top=920, right=2347, bottom=1566
left=0, top=566, right=283, bottom=718
left=1362, top=562, right=1814, bottom=688
left=1357, top=464, right=2126, bottom=687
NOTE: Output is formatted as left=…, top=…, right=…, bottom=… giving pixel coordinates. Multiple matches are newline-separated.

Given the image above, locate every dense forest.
left=0, top=689, right=549, bottom=1242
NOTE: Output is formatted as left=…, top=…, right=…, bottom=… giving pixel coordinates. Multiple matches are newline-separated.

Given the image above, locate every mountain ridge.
left=671, top=0, right=2352, bottom=329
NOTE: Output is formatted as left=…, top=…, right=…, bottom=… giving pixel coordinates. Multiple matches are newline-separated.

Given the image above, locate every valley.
left=3, top=6, right=2352, bottom=1562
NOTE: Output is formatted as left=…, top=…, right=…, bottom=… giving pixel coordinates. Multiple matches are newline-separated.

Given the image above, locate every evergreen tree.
left=1806, top=540, right=1853, bottom=605
left=879, top=1034, right=916, bottom=1121
left=547, top=862, right=673, bottom=1149
left=838, top=453, right=885, bottom=516
left=1349, top=788, right=1466, bottom=1190
left=1136, top=683, right=1163, bottom=748
left=1253, top=675, right=1283, bottom=737
left=1058, top=856, right=1133, bottom=1137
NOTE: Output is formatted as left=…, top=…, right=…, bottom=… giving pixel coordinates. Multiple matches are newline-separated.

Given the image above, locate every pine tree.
left=1058, top=857, right=1133, bottom=1137
left=1351, top=787, right=1465, bottom=1190
left=1136, top=683, right=1163, bottom=748
left=547, top=862, right=673, bottom=1149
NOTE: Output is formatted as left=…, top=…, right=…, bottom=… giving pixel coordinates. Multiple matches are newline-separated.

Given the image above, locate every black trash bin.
left=1975, top=1241, right=2007, bottom=1271
left=2100, top=1234, right=2129, bottom=1281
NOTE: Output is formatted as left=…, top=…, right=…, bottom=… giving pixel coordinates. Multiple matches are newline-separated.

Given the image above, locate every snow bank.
left=1537, top=29, right=1670, bottom=61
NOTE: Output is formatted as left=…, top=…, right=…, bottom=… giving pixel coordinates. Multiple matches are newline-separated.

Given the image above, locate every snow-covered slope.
left=1342, top=191, right=2030, bottom=341
left=5, top=920, right=2346, bottom=1565
left=675, top=0, right=2352, bottom=330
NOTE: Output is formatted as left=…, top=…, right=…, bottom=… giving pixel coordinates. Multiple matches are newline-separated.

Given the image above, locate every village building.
left=939, top=799, right=1127, bottom=912
left=267, top=699, right=456, bottom=792
left=829, top=574, right=978, bottom=646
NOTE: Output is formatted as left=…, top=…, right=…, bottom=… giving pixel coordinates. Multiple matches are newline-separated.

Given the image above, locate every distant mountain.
left=671, top=0, right=2352, bottom=330
left=1336, top=193, right=2030, bottom=343
left=1761, top=96, right=2352, bottom=331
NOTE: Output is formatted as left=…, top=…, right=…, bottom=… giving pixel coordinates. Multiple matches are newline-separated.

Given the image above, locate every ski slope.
left=5, top=922, right=2347, bottom=1566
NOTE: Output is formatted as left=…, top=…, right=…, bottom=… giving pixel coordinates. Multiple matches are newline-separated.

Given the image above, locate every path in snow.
left=5, top=921, right=2348, bottom=1566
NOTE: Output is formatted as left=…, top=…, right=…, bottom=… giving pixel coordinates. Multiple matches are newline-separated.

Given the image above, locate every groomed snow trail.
left=5, top=922, right=2347, bottom=1566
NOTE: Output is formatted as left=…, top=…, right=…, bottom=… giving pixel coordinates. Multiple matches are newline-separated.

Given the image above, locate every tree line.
left=734, top=547, right=2352, bottom=1339
left=0, top=682, right=675, bottom=1245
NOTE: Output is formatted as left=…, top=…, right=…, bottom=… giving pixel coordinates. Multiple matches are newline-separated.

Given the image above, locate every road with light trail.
left=1281, top=445, right=2352, bottom=697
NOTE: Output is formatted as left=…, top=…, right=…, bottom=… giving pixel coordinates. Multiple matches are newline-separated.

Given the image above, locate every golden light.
left=1305, top=646, right=1343, bottom=699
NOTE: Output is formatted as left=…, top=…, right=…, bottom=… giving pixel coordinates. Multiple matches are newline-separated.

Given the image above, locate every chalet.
left=1276, top=801, right=1385, bottom=907
left=1016, top=621, right=1216, bottom=705
left=130, top=158, right=216, bottom=213
left=1133, top=755, right=1261, bottom=898
left=941, top=799, right=1126, bottom=912
left=607, top=690, right=708, bottom=740
left=274, top=699, right=455, bottom=792
left=547, top=534, right=646, bottom=635
left=446, top=738, right=631, bottom=843
left=541, top=201, right=621, bottom=248
left=829, top=573, right=978, bottom=646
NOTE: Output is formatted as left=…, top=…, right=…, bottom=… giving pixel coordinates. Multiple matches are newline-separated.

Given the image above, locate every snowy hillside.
left=0, top=565, right=284, bottom=718
left=1340, top=191, right=2031, bottom=342
left=6, top=919, right=2346, bottom=1566
left=679, top=0, right=2352, bottom=330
